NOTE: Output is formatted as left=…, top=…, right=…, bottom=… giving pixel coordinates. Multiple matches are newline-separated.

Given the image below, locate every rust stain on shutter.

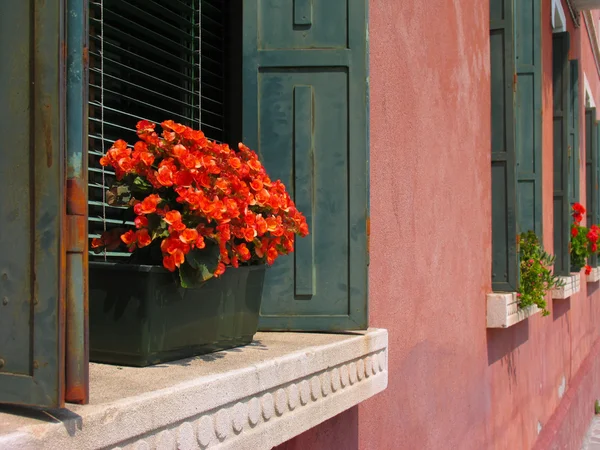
left=64, top=0, right=89, bottom=405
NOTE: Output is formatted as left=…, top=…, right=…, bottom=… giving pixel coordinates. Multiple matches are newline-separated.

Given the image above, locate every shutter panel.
left=490, top=0, right=518, bottom=291
left=597, top=121, right=600, bottom=226
left=0, top=0, right=67, bottom=407
left=515, top=0, right=543, bottom=237
left=586, top=108, right=598, bottom=266
left=569, top=60, right=580, bottom=204
left=243, top=0, right=369, bottom=330
left=552, top=32, right=571, bottom=276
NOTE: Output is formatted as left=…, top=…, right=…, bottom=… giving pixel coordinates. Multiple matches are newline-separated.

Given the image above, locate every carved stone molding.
left=583, top=10, right=600, bottom=79
left=118, top=350, right=386, bottom=450
left=565, top=0, right=581, bottom=27
left=0, top=329, right=388, bottom=450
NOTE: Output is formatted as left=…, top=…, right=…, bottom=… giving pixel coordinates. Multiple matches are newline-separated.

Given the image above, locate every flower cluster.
left=91, top=120, right=309, bottom=286
left=518, top=231, right=563, bottom=316
left=570, top=203, right=598, bottom=275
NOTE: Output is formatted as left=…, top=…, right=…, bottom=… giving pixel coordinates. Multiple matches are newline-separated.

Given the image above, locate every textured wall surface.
left=275, top=1, right=600, bottom=449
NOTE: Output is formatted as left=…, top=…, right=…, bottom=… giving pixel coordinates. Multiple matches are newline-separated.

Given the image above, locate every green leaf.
left=147, top=214, right=169, bottom=240
left=132, top=176, right=153, bottom=193
left=178, top=242, right=221, bottom=288
left=179, top=262, right=213, bottom=288
left=106, top=183, right=133, bottom=206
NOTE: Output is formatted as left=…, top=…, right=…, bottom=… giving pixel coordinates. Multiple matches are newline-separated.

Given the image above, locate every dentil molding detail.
left=117, top=350, right=386, bottom=450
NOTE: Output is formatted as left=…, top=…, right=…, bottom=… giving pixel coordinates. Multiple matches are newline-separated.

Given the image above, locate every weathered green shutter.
left=569, top=60, right=580, bottom=204
left=586, top=108, right=598, bottom=266
left=552, top=32, right=571, bottom=275
left=0, top=0, right=67, bottom=407
left=515, top=0, right=543, bottom=237
left=490, top=0, right=518, bottom=291
left=243, top=0, right=369, bottom=330
left=597, top=121, right=600, bottom=227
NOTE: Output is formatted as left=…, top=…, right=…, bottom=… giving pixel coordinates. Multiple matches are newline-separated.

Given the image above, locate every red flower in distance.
left=572, top=203, right=586, bottom=224
left=573, top=202, right=586, bottom=215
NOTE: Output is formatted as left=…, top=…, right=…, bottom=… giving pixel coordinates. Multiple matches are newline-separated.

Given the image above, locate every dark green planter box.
left=89, top=262, right=265, bottom=367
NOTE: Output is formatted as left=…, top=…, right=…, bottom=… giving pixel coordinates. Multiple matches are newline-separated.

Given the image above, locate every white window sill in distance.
left=0, top=329, right=388, bottom=450
left=487, top=292, right=540, bottom=328
left=552, top=273, right=581, bottom=299
left=588, top=266, right=600, bottom=283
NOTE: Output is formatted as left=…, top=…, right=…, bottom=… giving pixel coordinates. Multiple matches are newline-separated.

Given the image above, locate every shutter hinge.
left=513, top=73, right=518, bottom=92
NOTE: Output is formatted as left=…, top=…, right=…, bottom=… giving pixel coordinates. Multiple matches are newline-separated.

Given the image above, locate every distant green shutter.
left=243, top=0, right=369, bottom=330
left=586, top=108, right=598, bottom=266
left=597, top=121, right=600, bottom=226
left=552, top=32, right=571, bottom=275
left=0, top=0, right=66, bottom=407
left=515, top=0, right=543, bottom=237
left=569, top=60, right=580, bottom=204
left=490, top=0, right=518, bottom=291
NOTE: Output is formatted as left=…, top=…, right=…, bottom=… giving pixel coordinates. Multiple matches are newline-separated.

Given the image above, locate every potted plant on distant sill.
left=570, top=203, right=598, bottom=275
left=89, top=120, right=309, bottom=367
left=518, top=231, right=563, bottom=316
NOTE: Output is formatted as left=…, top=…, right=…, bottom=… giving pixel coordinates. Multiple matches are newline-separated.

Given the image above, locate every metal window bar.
left=88, top=0, right=226, bottom=261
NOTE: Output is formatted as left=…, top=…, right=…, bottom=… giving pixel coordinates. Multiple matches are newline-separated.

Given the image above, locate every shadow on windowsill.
left=0, top=404, right=82, bottom=436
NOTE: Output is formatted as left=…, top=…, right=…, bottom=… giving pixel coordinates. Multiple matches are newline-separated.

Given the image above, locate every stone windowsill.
left=0, top=329, right=388, bottom=450
left=588, top=266, right=600, bottom=283
left=552, top=273, right=581, bottom=299
left=487, top=292, right=540, bottom=328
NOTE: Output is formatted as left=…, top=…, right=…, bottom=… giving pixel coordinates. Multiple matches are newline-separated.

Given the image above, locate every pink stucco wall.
left=275, top=1, right=600, bottom=449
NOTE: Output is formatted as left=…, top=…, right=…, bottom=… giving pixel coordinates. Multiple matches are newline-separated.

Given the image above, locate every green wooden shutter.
left=597, top=121, right=600, bottom=226
left=569, top=60, right=580, bottom=204
left=243, top=0, right=369, bottom=330
left=0, top=0, right=67, bottom=407
left=586, top=108, right=598, bottom=266
left=552, top=32, right=571, bottom=276
left=515, top=0, right=543, bottom=237
left=490, top=0, right=518, bottom=291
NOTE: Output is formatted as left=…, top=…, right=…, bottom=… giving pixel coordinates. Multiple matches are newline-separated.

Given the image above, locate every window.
left=490, top=0, right=542, bottom=291
left=0, top=0, right=369, bottom=407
